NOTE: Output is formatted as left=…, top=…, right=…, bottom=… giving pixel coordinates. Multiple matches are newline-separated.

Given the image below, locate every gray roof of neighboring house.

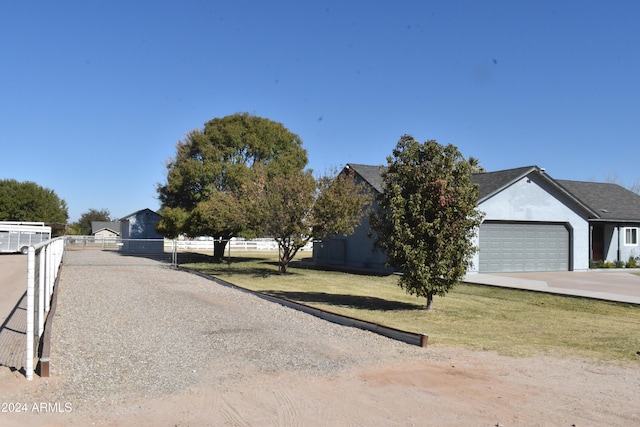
left=556, top=180, right=640, bottom=222
left=119, top=208, right=161, bottom=221
left=347, top=163, right=387, bottom=193
left=91, top=221, right=121, bottom=235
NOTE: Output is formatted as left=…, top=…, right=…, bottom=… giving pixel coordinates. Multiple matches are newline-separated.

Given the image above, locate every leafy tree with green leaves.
left=256, top=169, right=316, bottom=273
left=371, top=135, right=484, bottom=310
left=68, top=208, right=113, bottom=235
left=0, top=179, right=68, bottom=224
left=246, top=166, right=372, bottom=273
left=312, top=167, right=373, bottom=240
left=156, top=113, right=307, bottom=260
left=468, top=156, right=486, bottom=173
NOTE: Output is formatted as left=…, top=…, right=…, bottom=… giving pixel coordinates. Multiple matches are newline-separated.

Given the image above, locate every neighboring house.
left=119, top=208, right=163, bottom=239
left=120, top=208, right=164, bottom=253
left=313, top=164, right=390, bottom=272
left=91, top=208, right=163, bottom=253
left=313, top=164, right=640, bottom=274
left=91, top=221, right=121, bottom=240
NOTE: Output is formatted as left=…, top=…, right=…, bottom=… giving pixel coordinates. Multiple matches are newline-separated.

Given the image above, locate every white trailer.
left=0, top=221, right=52, bottom=254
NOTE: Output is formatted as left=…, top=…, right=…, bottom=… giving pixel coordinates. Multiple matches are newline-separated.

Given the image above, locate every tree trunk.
left=425, top=292, right=434, bottom=310
left=279, top=262, right=288, bottom=274
left=278, top=245, right=300, bottom=274
left=279, top=247, right=291, bottom=274
left=213, top=239, right=228, bottom=262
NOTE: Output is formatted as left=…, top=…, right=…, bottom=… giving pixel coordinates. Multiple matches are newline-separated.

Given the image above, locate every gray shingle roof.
left=557, top=180, right=640, bottom=222
left=347, top=164, right=387, bottom=193
left=471, top=166, right=538, bottom=201
left=348, top=163, right=542, bottom=201
left=91, top=221, right=121, bottom=235
left=347, top=163, right=637, bottom=221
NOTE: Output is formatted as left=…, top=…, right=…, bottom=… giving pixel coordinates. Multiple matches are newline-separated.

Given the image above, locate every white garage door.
left=479, top=222, right=569, bottom=273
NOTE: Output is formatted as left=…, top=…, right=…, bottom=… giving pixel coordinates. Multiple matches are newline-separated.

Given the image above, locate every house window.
left=624, top=228, right=638, bottom=246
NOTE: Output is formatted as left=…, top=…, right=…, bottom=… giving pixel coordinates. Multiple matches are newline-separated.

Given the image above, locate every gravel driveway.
left=49, top=251, right=427, bottom=411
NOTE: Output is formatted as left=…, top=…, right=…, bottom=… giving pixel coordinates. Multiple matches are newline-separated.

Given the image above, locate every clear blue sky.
left=2, top=1, right=639, bottom=222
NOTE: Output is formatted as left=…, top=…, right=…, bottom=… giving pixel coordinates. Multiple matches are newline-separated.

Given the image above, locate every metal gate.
left=64, top=236, right=176, bottom=267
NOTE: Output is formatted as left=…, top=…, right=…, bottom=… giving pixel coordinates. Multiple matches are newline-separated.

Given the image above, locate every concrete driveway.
left=463, top=270, right=640, bottom=304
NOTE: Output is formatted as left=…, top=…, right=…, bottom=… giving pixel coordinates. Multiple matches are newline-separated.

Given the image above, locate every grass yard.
left=180, top=250, right=640, bottom=362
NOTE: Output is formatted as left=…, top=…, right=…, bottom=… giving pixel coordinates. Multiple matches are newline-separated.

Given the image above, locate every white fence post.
left=25, top=247, right=35, bottom=381
left=38, top=246, right=46, bottom=337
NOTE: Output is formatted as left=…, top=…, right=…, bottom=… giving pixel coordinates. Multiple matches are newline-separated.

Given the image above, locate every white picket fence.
left=25, top=237, right=65, bottom=380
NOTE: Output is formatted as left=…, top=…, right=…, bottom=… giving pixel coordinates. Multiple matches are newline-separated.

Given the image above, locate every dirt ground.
left=1, top=346, right=638, bottom=427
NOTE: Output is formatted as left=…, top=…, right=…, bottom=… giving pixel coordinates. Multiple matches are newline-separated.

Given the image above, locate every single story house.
left=91, top=221, right=121, bottom=239
left=313, top=164, right=640, bottom=274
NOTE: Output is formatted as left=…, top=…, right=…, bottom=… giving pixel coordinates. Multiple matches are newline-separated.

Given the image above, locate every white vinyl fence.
left=25, top=237, right=65, bottom=380
left=168, top=238, right=313, bottom=252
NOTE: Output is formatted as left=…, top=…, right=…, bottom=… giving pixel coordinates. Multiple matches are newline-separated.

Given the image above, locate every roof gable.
left=346, top=163, right=597, bottom=218
left=91, top=221, right=121, bottom=235
left=119, top=208, right=161, bottom=221
left=349, top=163, right=547, bottom=202
left=346, top=163, right=386, bottom=193
left=471, top=166, right=539, bottom=201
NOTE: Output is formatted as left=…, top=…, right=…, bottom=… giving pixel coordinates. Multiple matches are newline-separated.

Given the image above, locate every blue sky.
left=2, top=1, right=639, bottom=222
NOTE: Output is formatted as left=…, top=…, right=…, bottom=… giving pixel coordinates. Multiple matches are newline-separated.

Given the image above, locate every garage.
left=479, top=222, right=570, bottom=273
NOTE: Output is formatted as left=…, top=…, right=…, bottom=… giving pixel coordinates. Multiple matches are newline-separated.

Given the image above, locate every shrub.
left=589, top=259, right=638, bottom=269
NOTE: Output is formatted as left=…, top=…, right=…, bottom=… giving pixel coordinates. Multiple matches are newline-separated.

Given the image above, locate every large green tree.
left=371, top=135, right=484, bottom=310
left=0, top=179, right=68, bottom=224
left=156, top=113, right=307, bottom=260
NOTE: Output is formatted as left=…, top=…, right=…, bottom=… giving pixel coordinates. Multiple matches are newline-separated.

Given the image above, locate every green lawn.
left=180, top=251, right=640, bottom=362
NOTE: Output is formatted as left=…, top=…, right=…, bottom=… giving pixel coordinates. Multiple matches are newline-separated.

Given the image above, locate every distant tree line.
left=0, top=179, right=68, bottom=227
